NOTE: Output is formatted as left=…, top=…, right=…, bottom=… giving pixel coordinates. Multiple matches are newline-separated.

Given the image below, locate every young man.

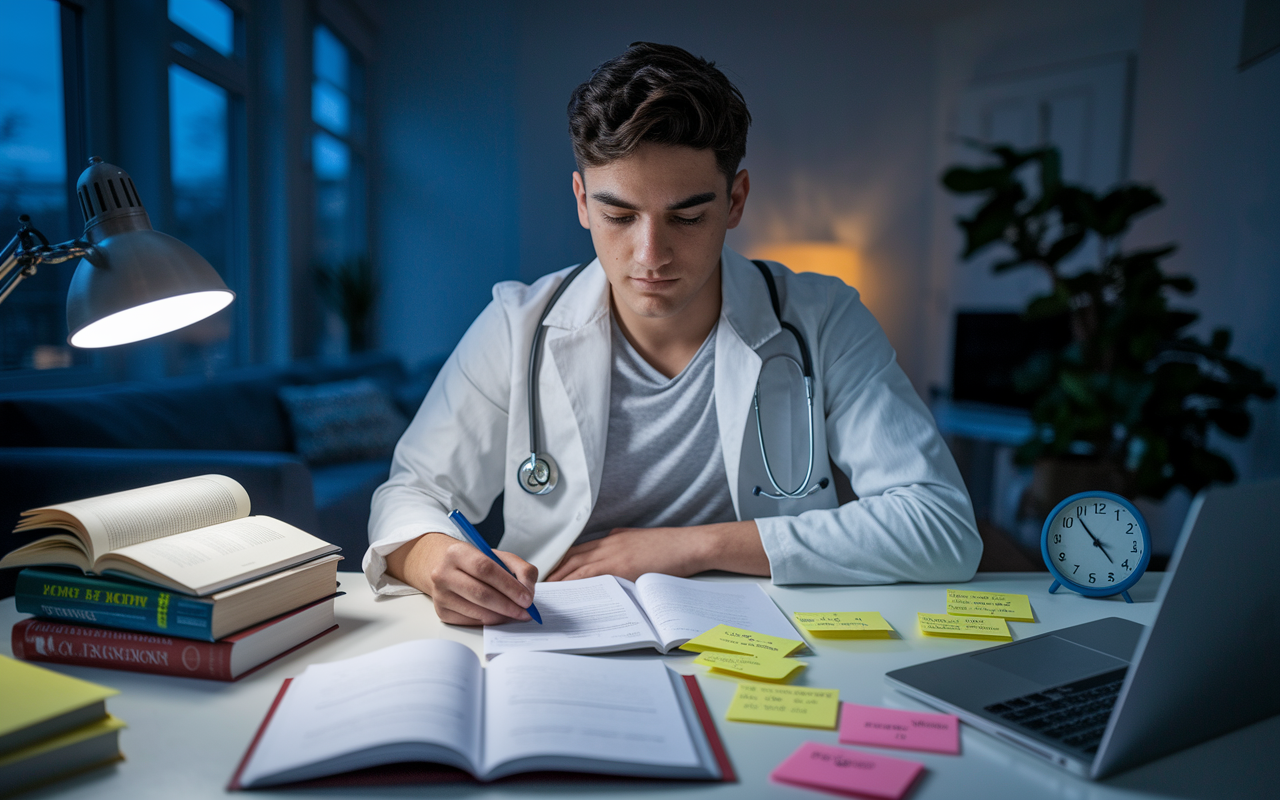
left=366, top=43, right=981, bottom=625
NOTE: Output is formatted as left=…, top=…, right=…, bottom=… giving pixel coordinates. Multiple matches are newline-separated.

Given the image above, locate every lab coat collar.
left=542, top=258, right=610, bottom=331
left=719, top=245, right=783, bottom=349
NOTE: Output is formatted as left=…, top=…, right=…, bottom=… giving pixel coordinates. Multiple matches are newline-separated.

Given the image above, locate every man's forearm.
left=695, top=519, right=770, bottom=576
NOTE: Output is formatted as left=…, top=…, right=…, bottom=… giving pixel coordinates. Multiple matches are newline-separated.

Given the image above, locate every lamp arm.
left=0, top=216, right=92, bottom=307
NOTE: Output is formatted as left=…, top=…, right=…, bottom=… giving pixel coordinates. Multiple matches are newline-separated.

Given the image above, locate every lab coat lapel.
left=716, top=247, right=782, bottom=516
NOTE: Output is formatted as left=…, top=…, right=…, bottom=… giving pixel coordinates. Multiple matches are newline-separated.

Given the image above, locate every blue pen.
left=448, top=509, right=543, bottom=624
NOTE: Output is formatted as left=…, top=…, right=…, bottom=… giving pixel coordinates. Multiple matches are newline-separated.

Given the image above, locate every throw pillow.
left=278, top=378, right=409, bottom=465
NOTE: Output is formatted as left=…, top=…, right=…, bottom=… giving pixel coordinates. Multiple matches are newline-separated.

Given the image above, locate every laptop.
left=885, top=476, right=1280, bottom=779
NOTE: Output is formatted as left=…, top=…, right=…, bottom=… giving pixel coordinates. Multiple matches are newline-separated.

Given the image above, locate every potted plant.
left=314, top=256, right=377, bottom=353
left=941, top=143, right=1275, bottom=516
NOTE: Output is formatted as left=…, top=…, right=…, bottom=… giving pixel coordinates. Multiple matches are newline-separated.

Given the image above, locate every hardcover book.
left=0, top=475, right=339, bottom=595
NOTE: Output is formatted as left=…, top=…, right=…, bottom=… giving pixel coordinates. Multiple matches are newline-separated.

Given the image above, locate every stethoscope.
left=517, top=259, right=829, bottom=501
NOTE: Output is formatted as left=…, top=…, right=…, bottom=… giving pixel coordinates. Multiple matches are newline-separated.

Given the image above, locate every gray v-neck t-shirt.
left=577, top=314, right=738, bottom=544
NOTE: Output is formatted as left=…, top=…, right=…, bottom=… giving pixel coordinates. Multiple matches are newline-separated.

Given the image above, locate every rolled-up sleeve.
left=756, top=287, right=982, bottom=585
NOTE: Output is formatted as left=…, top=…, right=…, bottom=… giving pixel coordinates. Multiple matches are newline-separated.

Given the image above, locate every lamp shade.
left=65, top=158, right=234, bottom=348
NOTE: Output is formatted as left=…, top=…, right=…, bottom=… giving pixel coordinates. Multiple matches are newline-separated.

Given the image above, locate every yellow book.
left=0, top=714, right=125, bottom=796
left=0, top=656, right=117, bottom=754
left=946, top=589, right=1035, bottom=622
left=792, top=611, right=896, bottom=638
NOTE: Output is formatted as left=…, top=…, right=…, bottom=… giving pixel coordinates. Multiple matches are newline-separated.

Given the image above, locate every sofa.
left=0, top=351, right=443, bottom=597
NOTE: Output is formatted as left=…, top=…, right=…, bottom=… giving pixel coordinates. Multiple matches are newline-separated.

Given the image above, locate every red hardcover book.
left=11, top=596, right=338, bottom=681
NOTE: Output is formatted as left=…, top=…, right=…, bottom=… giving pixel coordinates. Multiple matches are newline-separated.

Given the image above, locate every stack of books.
left=2, top=475, right=343, bottom=681
left=0, top=656, right=124, bottom=794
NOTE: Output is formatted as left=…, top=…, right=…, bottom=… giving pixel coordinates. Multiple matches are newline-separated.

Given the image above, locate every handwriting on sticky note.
left=839, top=703, right=960, bottom=755
left=726, top=682, right=839, bottom=729
left=946, top=589, right=1035, bottom=622
left=680, top=624, right=806, bottom=657
left=792, top=611, right=896, bottom=638
left=771, top=741, right=925, bottom=800
left=917, top=613, right=1011, bottom=640
left=694, top=651, right=806, bottom=682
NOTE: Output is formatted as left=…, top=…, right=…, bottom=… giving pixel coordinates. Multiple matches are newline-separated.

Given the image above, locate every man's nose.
left=634, top=218, right=672, bottom=269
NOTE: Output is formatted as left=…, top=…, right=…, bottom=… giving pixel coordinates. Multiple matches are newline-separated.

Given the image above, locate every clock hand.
left=1076, top=512, right=1114, bottom=564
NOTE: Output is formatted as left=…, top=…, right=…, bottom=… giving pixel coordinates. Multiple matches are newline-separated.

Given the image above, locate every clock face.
left=1045, top=495, right=1146, bottom=589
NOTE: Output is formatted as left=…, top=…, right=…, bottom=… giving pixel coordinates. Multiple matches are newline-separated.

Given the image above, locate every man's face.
left=573, top=144, right=748, bottom=323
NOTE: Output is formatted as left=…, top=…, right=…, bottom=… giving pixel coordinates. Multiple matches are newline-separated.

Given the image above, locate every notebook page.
left=482, top=575, right=659, bottom=657
left=635, top=574, right=801, bottom=649
left=481, top=651, right=701, bottom=777
left=238, top=639, right=483, bottom=788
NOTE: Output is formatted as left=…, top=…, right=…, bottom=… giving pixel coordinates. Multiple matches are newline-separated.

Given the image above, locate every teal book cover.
left=14, top=568, right=216, bottom=641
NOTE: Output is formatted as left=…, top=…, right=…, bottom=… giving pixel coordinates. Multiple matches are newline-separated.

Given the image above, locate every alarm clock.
left=1041, top=491, right=1151, bottom=603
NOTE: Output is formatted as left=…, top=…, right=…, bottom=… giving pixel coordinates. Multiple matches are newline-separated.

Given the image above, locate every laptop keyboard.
left=983, top=668, right=1128, bottom=755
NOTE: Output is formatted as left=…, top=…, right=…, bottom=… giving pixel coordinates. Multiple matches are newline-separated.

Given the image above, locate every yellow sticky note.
left=917, top=613, right=1011, bottom=640
left=726, top=682, right=840, bottom=729
left=946, top=589, right=1035, bottom=622
left=792, top=611, right=896, bottom=638
left=694, top=652, right=807, bottom=683
left=680, top=624, right=806, bottom=657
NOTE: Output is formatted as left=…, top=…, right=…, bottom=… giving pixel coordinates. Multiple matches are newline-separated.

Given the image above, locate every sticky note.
left=726, top=682, right=840, bottom=729
left=839, top=703, right=960, bottom=755
left=946, top=589, right=1035, bottom=622
left=793, top=611, right=896, bottom=638
left=917, top=613, right=1011, bottom=640
left=771, top=741, right=925, bottom=799
left=680, top=624, right=806, bottom=657
left=694, top=651, right=807, bottom=683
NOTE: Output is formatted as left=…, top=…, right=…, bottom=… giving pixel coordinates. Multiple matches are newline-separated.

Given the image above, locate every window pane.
left=314, top=26, right=348, bottom=91
left=312, top=80, right=349, bottom=136
left=0, top=0, right=83, bottom=372
left=313, top=131, right=349, bottom=181
left=168, top=0, right=234, bottom=57
left=169, top=64, right=231, bottom=372
left=313, top=132, right=363, bottom=267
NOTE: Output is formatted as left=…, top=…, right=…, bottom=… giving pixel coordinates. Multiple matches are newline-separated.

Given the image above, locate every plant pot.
left=1019, top=456, right=1136, bottom=524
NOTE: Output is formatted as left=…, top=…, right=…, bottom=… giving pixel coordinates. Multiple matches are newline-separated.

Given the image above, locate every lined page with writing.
left=97, top=515, right=336, bottom=595
left=482, top=575, right=659, bottom=658
left=636, top=573, right=801, bottom=649
left=238, top=639, right=483, bottom=788
left=481, top=651, right=703, bottom=779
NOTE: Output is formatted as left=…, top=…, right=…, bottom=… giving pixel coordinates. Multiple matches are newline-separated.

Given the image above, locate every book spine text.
left=11, top=619, right=234, bottom=681
left=14, top=570, right=214, bottom=640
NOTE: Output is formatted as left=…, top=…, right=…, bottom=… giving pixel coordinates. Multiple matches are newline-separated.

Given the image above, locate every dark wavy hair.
left=567, top=42, right=752, bottom=182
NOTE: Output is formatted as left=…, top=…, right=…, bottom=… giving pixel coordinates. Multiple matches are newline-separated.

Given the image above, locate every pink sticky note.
left=771, top=741, right=924, bottom=799
left=839, top=704, right=960, bottom=755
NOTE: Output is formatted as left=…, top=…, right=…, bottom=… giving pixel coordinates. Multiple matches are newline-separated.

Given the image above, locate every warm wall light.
left=751, top=242, right=863, bottom=289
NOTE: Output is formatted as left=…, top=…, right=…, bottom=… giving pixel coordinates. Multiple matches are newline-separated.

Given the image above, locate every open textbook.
left=229, top=639, right=731, bottom=788
left=483, top=573, right=801, bottom=658
left=0, top=475, right=338, bottom=596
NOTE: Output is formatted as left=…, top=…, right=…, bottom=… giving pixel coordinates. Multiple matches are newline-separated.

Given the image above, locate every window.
left=0, top=0, right=85, bottom=373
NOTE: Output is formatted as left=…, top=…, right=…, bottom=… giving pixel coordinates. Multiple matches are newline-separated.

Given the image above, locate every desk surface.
left=4, top=572, right=1276, bottom=800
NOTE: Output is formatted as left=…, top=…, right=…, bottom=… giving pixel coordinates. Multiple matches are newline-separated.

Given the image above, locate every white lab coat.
left=364, top=246, right=981, bottom=595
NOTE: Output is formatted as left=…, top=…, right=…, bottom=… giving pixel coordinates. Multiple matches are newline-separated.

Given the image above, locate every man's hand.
left=545, top=520, right=768, bottom=582
left=384, top=532, right=538, bottom=626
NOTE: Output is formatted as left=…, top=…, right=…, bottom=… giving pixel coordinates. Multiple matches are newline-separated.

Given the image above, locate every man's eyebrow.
left=589, top=190, right=719, bottom=211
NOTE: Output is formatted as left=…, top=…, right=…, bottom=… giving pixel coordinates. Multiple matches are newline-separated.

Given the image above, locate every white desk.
left=4, top=572, right=1276, bottom=799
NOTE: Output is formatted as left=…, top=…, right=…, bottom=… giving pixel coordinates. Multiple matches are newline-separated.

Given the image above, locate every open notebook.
left=229, top=639, right=732, bottom=788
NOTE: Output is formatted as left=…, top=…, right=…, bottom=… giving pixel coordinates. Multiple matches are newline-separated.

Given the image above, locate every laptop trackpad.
left=972, top=636, right=1129, bottom=686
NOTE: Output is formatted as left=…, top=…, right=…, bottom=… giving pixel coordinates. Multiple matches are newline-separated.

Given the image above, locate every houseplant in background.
left=942, top=143, right=1275, bottom=518
left=314, top=255, right=377, bottom=353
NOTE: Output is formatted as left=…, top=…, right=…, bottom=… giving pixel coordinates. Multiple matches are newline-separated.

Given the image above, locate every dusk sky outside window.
left=168, top=0, right=234, bottom=57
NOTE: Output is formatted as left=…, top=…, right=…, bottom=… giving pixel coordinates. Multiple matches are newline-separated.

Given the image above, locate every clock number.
left=1053, top=533, right=1061, bottom=544
left=1062, top=517, right=1074, bottom=528
left=1122, top=559, right=1130, bottom=570
left=1076, top=505, right=1084, bottom=517
left=1088, top=573, right=1096, bottom=583
left=1126, top=523, right=1134, bottom=534
left=1131, top=541, right=1138, bottom=553
left=1072, top=564, right=1080, bottom=574
left=1094, top=503, right=1106, bottom=514
left=1116, top=510, right=1121, bottom=521
left=1108, top=572, right=1115, bottom=582
left=1058, top=552, right=1065, bottom=562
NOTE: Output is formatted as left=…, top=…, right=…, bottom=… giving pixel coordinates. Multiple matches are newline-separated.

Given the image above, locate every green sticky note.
left=917, top=612, right=1011, bottom=640
left=726, top=681, right=840, bottom=729
left=792, top=611, right=896, bottom=638
left=946, top=589, right=1035, bottom=622
left=680, top=624, right=806, bottom=657
left=694, top=651, right=806, bottom=683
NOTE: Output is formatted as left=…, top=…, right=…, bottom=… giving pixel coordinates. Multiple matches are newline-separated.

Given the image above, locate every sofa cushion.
left=278, top=379, right=408, bottom=465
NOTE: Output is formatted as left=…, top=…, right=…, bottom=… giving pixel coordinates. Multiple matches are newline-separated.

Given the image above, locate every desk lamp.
left=0, top=157, right=234, bottom=348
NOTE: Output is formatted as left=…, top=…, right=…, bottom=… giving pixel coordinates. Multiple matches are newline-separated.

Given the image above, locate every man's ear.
left=573, top=171, right=590, bottom=230
left=726, top=169, right=750, bottom=230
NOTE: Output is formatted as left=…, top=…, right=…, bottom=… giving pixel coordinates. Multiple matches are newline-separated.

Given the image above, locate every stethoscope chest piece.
left=518, top=452, right=559, bottom=495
